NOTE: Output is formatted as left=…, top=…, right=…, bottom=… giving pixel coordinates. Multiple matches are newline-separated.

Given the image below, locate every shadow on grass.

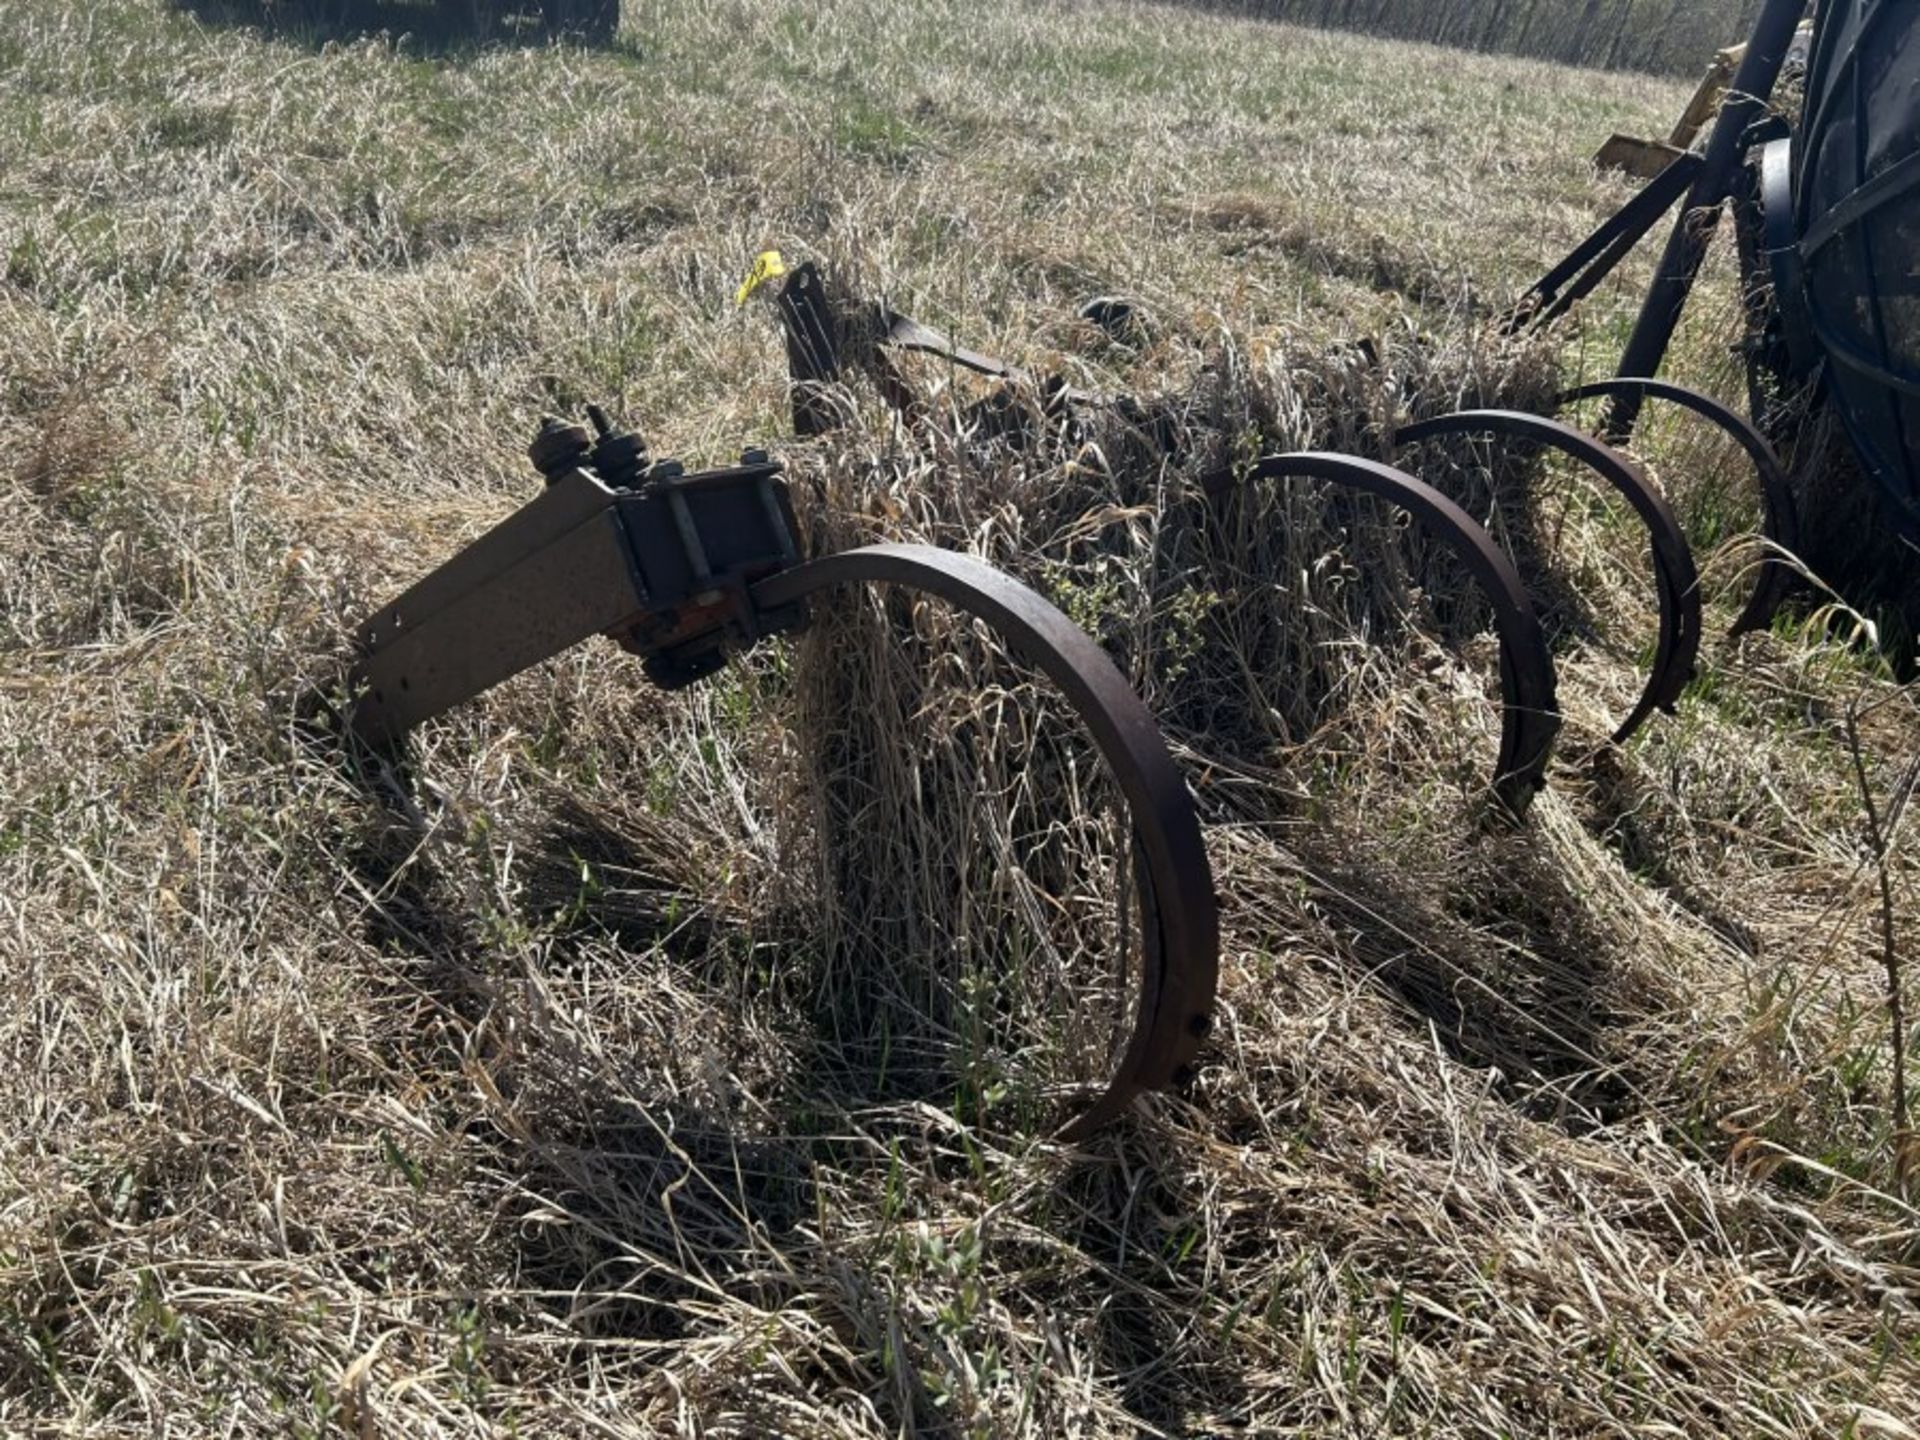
left=1060, top=1140, right=1252, bottom=1433
left=170, top=0, right=620, bottom=51
left=334, top=787, right=815, bottom=1346
left=513, top=793, right=1061, bottom=1128
left=338, top=783, right=1226, bottom=1430
left=1287, top=823, right=1651, bottom=1132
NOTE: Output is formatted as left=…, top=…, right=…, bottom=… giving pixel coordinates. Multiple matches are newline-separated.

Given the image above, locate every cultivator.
left=346, top=0, right=1916, bottom=1138
left=348, top=406, right=1218, bottom=1138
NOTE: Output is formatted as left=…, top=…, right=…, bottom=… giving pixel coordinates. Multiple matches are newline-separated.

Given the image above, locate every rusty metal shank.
left=752, top=544, right=1220, bottom=1140
left=774, top=265, right=1080, bottom=441
left=776, top=262, right=850, bottom=437
left=1204, top=452, right=1560, bottom=816
left=1558, top=378, right=1800, bottom=639
left=880, top=314, right=1031, bottom=384
left=1394, top=411, right=1702, bottom=746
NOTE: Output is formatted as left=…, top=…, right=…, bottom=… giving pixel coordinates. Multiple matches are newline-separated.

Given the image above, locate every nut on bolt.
left=586, top=404, right=651, bottom=490
left=529, top=416, right=594, bottom=486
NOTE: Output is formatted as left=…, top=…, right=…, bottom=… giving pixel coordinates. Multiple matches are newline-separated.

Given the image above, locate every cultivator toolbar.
left=762, top=0, right=1920, bottom=820
left=348, top=406, right=1219, bottom=1139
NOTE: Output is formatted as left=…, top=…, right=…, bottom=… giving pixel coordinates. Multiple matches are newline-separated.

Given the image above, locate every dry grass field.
left=2, top=1, right=1917, bottom=1435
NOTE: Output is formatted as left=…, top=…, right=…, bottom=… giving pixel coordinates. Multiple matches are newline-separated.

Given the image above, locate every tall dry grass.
left=1, top=1, right=1915, bottom=1435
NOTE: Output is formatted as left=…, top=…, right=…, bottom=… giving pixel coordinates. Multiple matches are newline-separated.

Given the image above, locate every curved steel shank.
left=1205, top=452, right=1560, bottom=816
left=754, top=544, right=1220, bottom=1140
left=1394, top=410, right=1702, bottom=746
left=1558, top=378, right=1800, bottom=639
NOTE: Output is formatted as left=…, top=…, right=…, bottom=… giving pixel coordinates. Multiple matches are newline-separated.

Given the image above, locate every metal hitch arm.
left=1609, top=0, right=1809, bottom=436
left=1503, top=152, right=1705, bottom=335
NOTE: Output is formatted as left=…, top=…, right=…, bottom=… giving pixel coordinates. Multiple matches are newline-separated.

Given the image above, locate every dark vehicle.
left=176, top=0, right=620, bottom=46
left=1782, top=0, right=1920, bottom=539
left=1522, top=0, right=1920, bottom=548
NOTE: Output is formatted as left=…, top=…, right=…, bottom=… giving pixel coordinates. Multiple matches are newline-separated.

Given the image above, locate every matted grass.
left=2, top=2, right=1916, bottom=1435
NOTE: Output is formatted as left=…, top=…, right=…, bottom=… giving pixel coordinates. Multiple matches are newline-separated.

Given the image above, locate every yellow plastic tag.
left=735, top=249, right=788, bottom=306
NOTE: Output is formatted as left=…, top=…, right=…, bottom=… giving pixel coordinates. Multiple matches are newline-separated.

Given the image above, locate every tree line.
left=1185, top=0, right=1775, bottom=77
